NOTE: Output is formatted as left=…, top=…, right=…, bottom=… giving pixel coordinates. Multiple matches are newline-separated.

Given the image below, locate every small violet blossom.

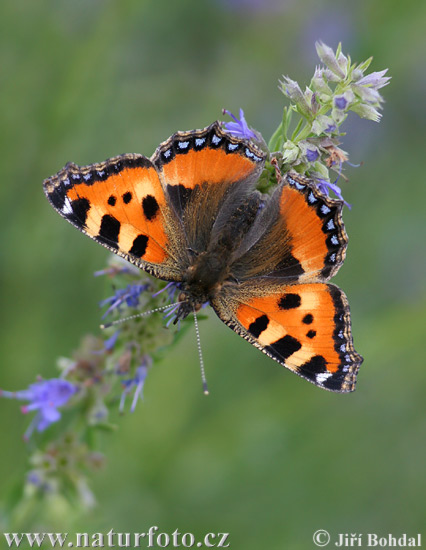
left=306, top=148, right=319, bottom=162
left=119, top=358, right=151, bottom=413
left=222, top=108, right=256, bottom=140
left=152, top=281, right=181, bottom=302
left=315, top=177, right=351, bottom=209
left=0, top=379, right=77, bottom=438
left=100, top=283, right=149, bottom=318
left=334, top=96, right=347, bottom=110
left=103, top=330, right=120, bottom=352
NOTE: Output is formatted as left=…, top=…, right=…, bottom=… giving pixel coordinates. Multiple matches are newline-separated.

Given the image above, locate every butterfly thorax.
left=176, top=193, right=262, bottom=320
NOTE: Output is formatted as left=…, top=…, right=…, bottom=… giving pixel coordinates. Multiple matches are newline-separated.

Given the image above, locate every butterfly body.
left=176, top=192, right=263, bottom=318
left=44, top=121, right=363, bottom=392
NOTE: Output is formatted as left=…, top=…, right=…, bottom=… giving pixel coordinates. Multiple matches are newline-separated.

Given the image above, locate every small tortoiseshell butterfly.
left=43, top=121, right=363, bottom=392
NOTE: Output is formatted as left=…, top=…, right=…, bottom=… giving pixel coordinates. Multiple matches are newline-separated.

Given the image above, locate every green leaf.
left=357, top=56, right=373, bottom=73
left=268, top=107, right=288, bottom=152
left=283, top=106, right=293, bottom=140
left=290, top=117, right=305, bottom=141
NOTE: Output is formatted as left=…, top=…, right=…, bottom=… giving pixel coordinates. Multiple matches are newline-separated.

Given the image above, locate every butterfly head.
left=173, top=291, right=204, bottom=324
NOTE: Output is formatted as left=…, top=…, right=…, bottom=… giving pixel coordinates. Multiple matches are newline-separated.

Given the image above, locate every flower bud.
left=282, top=140, right=300, bottom=164
left=352, top=84, right=383, bottom=105
left=337, top=51, right=349, bottom=77
left=279, top=77, right=311, bottom=117
left=311, top=67, right=332, bottom=94
left=355, top=69, right=390, bottom=89
left=311, top=115, right=337, bottom=136
left=315, top=41, right=346, bottom=79
left=351, top=102, right=382, bottom=122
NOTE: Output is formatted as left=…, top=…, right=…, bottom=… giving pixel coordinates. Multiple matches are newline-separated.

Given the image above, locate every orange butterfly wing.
left=43, top=154, right=185, bottom=281
left=153, top=122, right=265, bottom=252
left=231, top=173, right=347, bottom=283
left=213, top=282, right=362, bottom=392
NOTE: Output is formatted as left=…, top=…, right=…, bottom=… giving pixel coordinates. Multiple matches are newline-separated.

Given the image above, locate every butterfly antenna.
left=100, top=300, right=186, bottom=329
left=193, top=307, right=209, bottom=395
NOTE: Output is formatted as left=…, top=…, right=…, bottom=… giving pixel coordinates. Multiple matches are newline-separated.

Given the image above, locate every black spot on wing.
left=166, top=184, right=194, bottom=215
left=298, top=355, right=327, bottom=381
left=303, top=314, right=313, bottom=324
left=306, top=330, right=316, bottom=339
left=142, top=195, right=159, bottom=221
left=278, top=293, right=301, bottom=310
left=322, top=372, right=346, bottom=391
left=67, top=198, right=91, bottom=227
left=321, top=266, right=333, bottom=280
left=108, top=195, right=116, bottom=206
left=122, top=192, right=132, bottom=204
left=97, top=214, right=120, bottom=249
left=248, top=315, right=269, bottom=338
left=129, top=234, right=148, bottom=258
left=270, top=251, right=304, bottom=280
left=266, top=335, right=301, bottom=361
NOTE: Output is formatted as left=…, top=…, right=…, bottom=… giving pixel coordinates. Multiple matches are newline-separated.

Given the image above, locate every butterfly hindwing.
left=43, top=154, right=185, bottom=281
left=213, top=282, right=362, bottom=392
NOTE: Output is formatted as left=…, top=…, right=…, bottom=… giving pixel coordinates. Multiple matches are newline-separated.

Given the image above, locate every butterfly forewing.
left=43, top=154, right=188, bottom=280
left=152, top=122, right=265, bottom=253
left=232, top=173, right=348, bottom=283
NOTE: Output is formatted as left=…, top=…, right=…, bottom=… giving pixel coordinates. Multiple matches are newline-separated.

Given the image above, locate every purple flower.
left=315, top=177, right=351, bottom=209
left=0, top=379, right=77, bottom=438
left=119, top=358, right=151, bottom=413
left=306, top=148, right=319, bottom=162
left=100, top=283, right=149, bottom=318
left=222, top=109, right=256, bottom=140
left=104, top=330, right=120, bottom=352
left=311, top=115, right=338, bottom=136
left=92, top=329, right=120, bottom=355
left=334, top=96, right=347, bottom=110
left=152, top=281, right=181, bottom=302
left=163, top=302, right=183, bottom=328
left=325, top=121, right=337, bottom=133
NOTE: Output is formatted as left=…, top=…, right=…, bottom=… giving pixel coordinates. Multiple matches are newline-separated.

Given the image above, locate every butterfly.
left=43, top=121, right=363, bottom=392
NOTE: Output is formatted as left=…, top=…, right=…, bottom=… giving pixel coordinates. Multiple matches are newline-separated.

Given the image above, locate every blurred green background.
left=1, top=0, right=425, bottom=548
